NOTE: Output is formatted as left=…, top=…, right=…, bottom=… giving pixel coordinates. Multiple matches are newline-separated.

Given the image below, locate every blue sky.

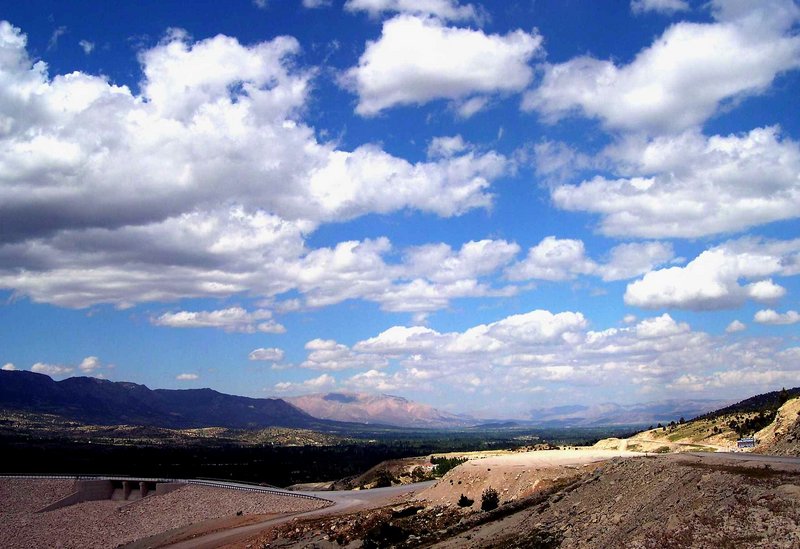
left=0, top=0, right=798, bottom=418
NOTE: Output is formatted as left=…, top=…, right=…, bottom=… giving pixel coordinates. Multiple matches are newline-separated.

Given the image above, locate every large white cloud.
left=0, top=22, right=511, bottom=310
left=552, top=126, right=800, bottom=238
left=523, top=0, right=800, bottom=133
left=625, top=238, right=800, bottom=310
left=343, top=14, right=542, bottom=115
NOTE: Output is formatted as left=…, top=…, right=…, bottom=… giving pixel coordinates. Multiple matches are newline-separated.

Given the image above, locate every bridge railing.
left=0, top=474, right=331, bottom=503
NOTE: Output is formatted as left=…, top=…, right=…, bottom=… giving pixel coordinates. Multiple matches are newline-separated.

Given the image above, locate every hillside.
left=0, top=370, right=324, bottom=430
left=287, top=392, right=473, bottom=428
left=596, top=389, right=800, bottom=455
left=755, top=398, right=800, bottom=456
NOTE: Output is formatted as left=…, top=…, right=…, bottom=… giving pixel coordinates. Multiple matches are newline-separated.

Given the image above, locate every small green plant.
left=457, top=493, right=474, bottom=507
left=481, top=487, right=499, bottom=511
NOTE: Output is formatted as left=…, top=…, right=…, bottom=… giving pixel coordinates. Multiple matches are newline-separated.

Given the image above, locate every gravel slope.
left=1, top=480, right=327, bottom=549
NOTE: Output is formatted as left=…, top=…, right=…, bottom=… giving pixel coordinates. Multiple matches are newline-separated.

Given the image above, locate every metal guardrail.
left=0, top=474, right=331, bottom=503
left=185, top=479, right=328, bottom=501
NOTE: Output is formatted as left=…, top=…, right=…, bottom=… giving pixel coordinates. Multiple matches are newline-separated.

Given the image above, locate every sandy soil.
left=0, top=480, right=328, bottom=549
left=419, top=448, right=642, bottom=505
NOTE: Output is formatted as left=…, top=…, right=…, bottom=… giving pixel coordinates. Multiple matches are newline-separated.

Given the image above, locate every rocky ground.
left=436, top=454, right=800, bottom=548
left=243, top=453, right=800, bottom=548
left=756, top=399, right=800, bottom=456
left=0, top=479, right=328, bottom=548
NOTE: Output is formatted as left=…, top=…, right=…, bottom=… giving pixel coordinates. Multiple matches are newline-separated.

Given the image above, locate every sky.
left=0, top=0, right=799, bottom=418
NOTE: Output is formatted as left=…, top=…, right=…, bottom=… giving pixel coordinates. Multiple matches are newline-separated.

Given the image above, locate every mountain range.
left=527, top=399, right=729, bottom=427
left=1, top=370, right=731, bottom=430
left=287, top=392, right=473, bottom=428
left=0, top=370, right=321, bottom=429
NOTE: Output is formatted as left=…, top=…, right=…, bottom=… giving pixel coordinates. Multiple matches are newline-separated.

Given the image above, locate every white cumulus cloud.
left=248, top=347, right=286, bottom=362
left=0, top=22, right=509, bottom=311
left=524, top=0, right=800, bottom=133
left=553, top=127, right=800, bottom=238
left=31, top=362, right=74, bottom=376
left=625, top=238, right=799, bottom=310
left=153, top=307, right=285, bottom=334
left=505, top=237, right=673, bottom=282
left=754, top=309, right=800, bottom=325
left=725, top=320, right=746, bottom=333
left=343, top=14, right=542, bottom=115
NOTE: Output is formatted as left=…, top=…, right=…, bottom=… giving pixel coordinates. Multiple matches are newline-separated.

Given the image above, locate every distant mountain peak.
left=287, top=391, right=473, bottom=428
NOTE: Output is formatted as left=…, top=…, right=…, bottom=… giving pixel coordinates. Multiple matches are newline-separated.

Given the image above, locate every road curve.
left=146, top=480, right=437, bottom=549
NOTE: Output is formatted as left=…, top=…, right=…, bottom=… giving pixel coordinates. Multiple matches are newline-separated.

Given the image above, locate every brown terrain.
left=235, top=399, right=800, bottom=548
left=4, top=397, right=799, bottom=548
left=0, top=478, right=328, bottom=549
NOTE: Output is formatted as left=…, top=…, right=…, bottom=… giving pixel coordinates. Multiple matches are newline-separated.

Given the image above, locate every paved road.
left=153, top=481, right=436, bottom=549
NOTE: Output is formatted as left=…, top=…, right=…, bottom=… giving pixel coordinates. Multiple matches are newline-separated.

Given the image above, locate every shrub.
left=481, top=487, right=499, bottom=511
left=373, top=469, right=394, bottom=488
left=457, top=493, right=474, bottom=507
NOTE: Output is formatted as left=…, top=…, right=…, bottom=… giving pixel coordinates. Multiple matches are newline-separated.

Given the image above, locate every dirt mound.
left=435, top=454, right=800, bottom=548
left=417, top=449, right=624, bottom=506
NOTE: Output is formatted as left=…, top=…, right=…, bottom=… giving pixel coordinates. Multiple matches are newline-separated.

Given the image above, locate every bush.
left=411, top=466, right=430, bottom=482
left=373, top=469, right=394, bottom=488
left=457, top=493, right=474, bottom=507
left=481, top=487, right=499, bottom=511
